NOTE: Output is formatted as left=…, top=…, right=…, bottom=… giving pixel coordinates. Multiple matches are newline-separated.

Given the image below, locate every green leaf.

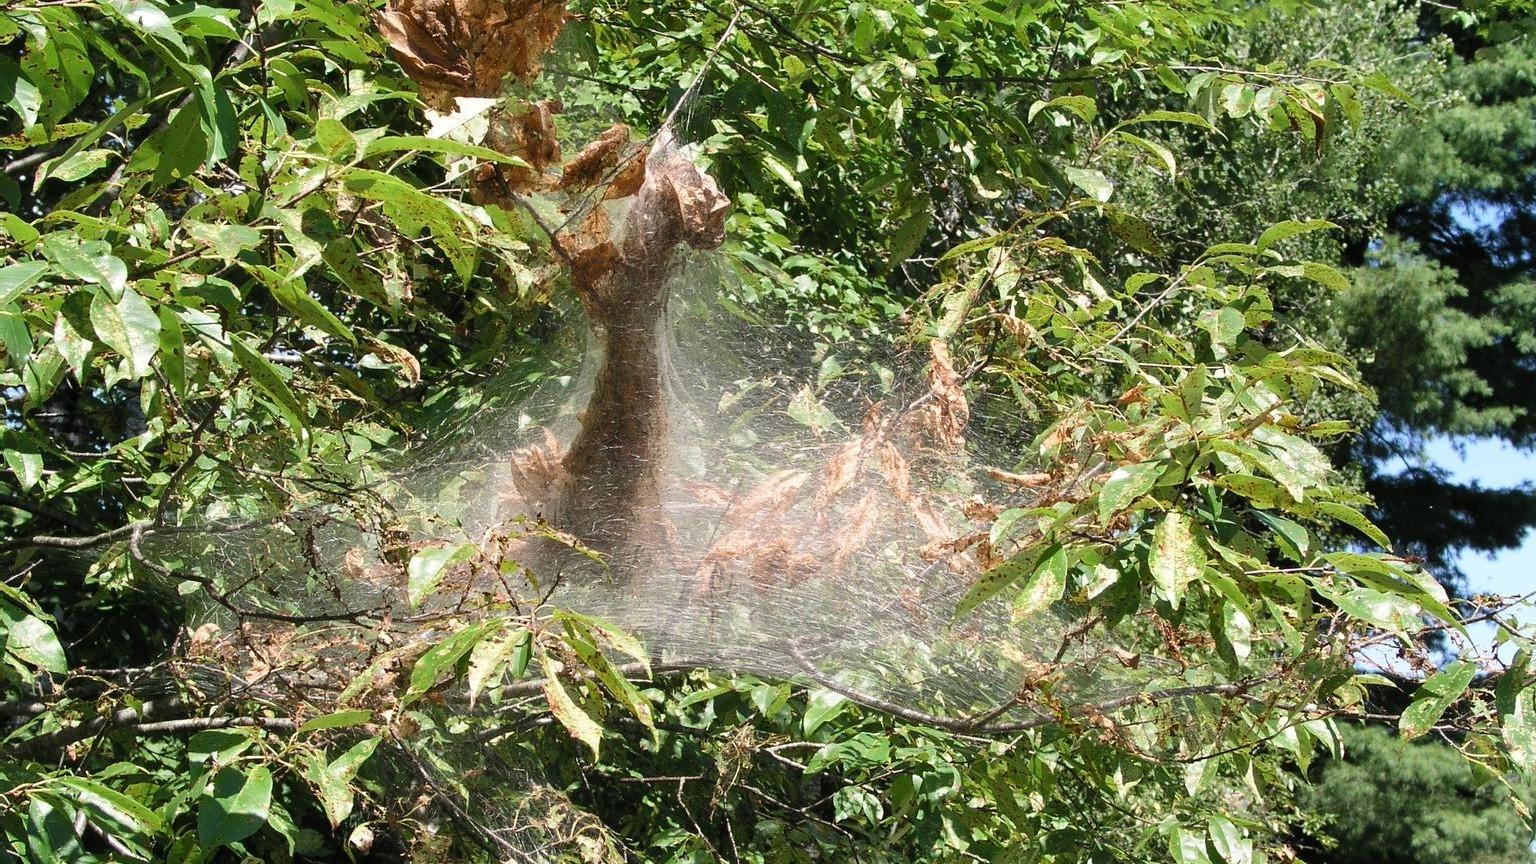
left=553, top=610, right=650, bottom=669
left=1314, top=502, right=1389, bottom=550
left=1196, top=307, right=1245, bottom=351
left=363, top=135, right=533, bottom=166
left=954, top=544, right=1051, bottom=618
left=1207, top=816, right=1251, bottom=864
left=1120, top=110, right=1219, bottom=132
left=1400, top=661, right=1476, bottom=740
left=1170, top=825, right=1213, bottom=864
left=229, top=335, right=305, bottom=430
left=989, top=507, right=1029, bottom=546
left=297, top=709, right=373, bottom=735
left=1300, top=261, right=1351, bottom=292
left=0, top=261, right=50, bottom=305
left=1098, top=461, right=1165, bottom=523
left=1500, top=686, right=1536, bottom=773
left=308, top=737, right=380, bottom=827
left=56, top=776, right=163, bottom=836
left=1215, top=473, right=1288, bottom=509
left=803, top=688, right=849, bottom=736
left=4, top=449, right=43, bottom=492
left=45, top=239, right=127, bottom=298
left=406, top=542, right=476, bottom=607
left=787, top=385, right=840, bottom=433
left=1113, top=130, right=1176, bottom=176
left=35, top=147, right=115, bottom=190
left=1029, top=94, right=1097, bottom=124
left=1255, top=219, right=1338, bottom=252
left=89, top=288, right=160, bottom=378
left=186, top=222, right=262, bottom=262
left=1, top=56, right=42, bottom=128
left=760, top=152, right=804, bottom=199
left=404, top=619, right=498, bottom=704
left=198, top=766, right=274, bottom=849
left=1150, top=512, right=1202, bottom=608
left=1065, top=166, right=1113, bottom=202
left=1219, top=601, right=1252, bottom=662
left=1255, top=510, right=1310, bottom=561
left=6, top=614, right=67, bottom=671
left=466, top=626, right=519, bottom=707
left=561, top=618, right=655, bottom=732
left=1325, top=585, right=1420, bottom=637
left=27, top=797, right=85, bottom=862
left=342, top=168, right=476, bottom=281
left=188, top=728, right=256, bottom=766
left=250, top=265, right=358, bottom=346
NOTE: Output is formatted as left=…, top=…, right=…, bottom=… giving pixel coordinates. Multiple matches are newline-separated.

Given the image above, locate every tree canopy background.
left=3, top=0, right=1536, bottom=862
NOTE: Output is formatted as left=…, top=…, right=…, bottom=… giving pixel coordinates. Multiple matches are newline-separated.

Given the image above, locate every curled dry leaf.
left=925, top=339, right=969, bottom=452
left=985, top=467, right=1052, bottom=487
left=376, top=0, right=567, bottom=109
left=727, top=469, right=809, bottom=530
left=816, top=435, right=866, bottom=506
left=617, top=131, right=731, bottom=261
left=473, top=100, right=562, bottom=199
left=564, top=206, right=619, bottom=288
left=505, top=428, right=567, bottom=516
left=877, top=441, right=912, bottom=500
left=911, top=501, right=953, bottom=561
left=830, top=490, right=882, bottom=571
left=747, top=539, right=819, bottom=588
left=558, top=123, right=640, bottom=193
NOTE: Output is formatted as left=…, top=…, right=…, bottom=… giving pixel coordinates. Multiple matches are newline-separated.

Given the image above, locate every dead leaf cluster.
left=377, top=0, right=567, bottom=109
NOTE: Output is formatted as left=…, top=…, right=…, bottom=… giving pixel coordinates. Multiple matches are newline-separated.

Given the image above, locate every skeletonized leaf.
left=1400, top=661, right=1476, bottom=740
left=540, top=652, right=603, bottom=758
left=1150, top=512, right=1202, bottom=608
left=88, top=288, right=159, bottom=378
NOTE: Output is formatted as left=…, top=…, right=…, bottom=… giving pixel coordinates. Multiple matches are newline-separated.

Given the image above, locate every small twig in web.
left=786, top=639, right=1247, bottom=735
left=392, top=733, right=542, bottom=864
left=657, top=8, right=743, bottom=138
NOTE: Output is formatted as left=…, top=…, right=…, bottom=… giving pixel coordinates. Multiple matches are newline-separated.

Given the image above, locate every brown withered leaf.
left=376, top=0, right=567, bottom=108
left=604, top=149, right=648, bottom=200
left=961, top=499, right=1001, bottom=521
left=564, top=206, right=618, bottom=292
left=680, top=479, right=735, bottom=508
left=754, top=543, right=820, bottom=589
left=727, top=469, right=809, bottom=529
left=925, top=339, right=969, bottom=452
left=663, top=158, right=731, bottom=250
left=830, top=490, right=881, bottom=571
left=816, top=436, right=866, bottom=506
left=877, top=442, right=911, bottom=500
left=910, top=501, right=953, bottom=562
left=473, top=100, right=561, bottom=199
left=557, top=123, right=635, bottom=191
left=622, top=132, right=730, bottom=255
left=506, top=427, right=567, bottom=515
